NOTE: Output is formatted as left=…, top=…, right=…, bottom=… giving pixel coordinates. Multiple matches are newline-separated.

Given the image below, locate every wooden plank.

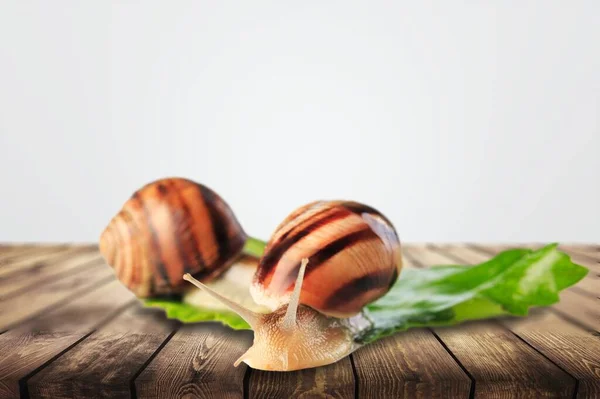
left=456, top=245, right=600, bottom=332
left=28, top=304, right=179, bottom=399
left=249, top=358, right=354, bottom=398
left=502, top=310, right=600, bottom=398
left=0, top=244, right=46, bottom=257
left=135, top=323, right=252, bottom=399
left=0, top=280, right=136, bottom=399
left=0, top=245, right=71, bottom=267
left=0, top=246, right=94, bottom=278
left=352, top=329, right=471, bottom=398
left=0, top=251, right=104, bottom=299
left=403, top=246, right=454, bottom=267
left=434, top=245, right=600, bottom=397
left=560, top=245, right=600, bottom=261
left=346, top=254, right=471, bottom=398
left=409, top=248, right=577, bottom=398
left=0, top=261, right=116, bottom=331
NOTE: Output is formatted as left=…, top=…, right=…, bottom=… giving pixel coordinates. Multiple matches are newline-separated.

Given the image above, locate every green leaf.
left=358, top=244, right=588, bottom=343
left=144, top=298, right=252, bottom=330
left=143, top=243, right=588, bottom=346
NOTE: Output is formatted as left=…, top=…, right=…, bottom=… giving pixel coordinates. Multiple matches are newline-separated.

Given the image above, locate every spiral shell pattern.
left=250, top=200, right=402, bottom=317
left=99, top=177, right=247, bottom=297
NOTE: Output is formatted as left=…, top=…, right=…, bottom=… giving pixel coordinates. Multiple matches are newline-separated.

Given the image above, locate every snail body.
left=99, top=177, right=247, bottom=297
left=184, top=200, right=403, bottom=371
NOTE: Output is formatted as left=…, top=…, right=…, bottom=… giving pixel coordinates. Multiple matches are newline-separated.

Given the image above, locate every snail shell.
left=99, top=177, right=247, bottom=297
left=250, top=200, right=402, bottom=318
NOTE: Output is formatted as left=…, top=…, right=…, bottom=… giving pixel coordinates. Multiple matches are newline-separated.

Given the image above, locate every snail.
left=99, top=177, right=249, bottom=297
left=183, top=200, right=403, bottom=371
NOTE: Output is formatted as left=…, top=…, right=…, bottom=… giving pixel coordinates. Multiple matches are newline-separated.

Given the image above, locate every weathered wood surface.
left=0, top=244, right=598, bottom=399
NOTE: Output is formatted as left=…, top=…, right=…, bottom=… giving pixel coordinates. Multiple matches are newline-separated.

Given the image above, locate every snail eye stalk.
left=281, top=258, right=309, bottom=331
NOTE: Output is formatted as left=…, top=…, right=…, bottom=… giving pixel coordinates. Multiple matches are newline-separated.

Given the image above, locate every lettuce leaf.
left=143, top=243, right=588, bottom=342
left=358, top=243, right=588, bottom=343
left=144, top=298, right=251, bottom=329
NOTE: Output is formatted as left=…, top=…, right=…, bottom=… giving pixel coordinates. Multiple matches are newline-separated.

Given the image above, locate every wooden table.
left=0, top=244, right=598, bottom=399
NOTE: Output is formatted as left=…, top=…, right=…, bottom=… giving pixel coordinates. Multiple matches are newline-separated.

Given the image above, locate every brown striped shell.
left=99, top=177, right=247, bottom=298
left=250, top=200, right=402, bottom=318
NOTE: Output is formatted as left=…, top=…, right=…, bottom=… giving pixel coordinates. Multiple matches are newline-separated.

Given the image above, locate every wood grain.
left=346, top=254, right=471, bottom=398
left=0, top=280, right=135, bottom=399
left=433, top=245, right=600, bottom=398
left=0, top=246, right=94, bottom=278
left=0, top=245, right=62, bottom=259
left=27, top=304, right=179, bottom=399
left=135, top=323, right=252, bottom=399
left=561, top=245, right=600, bottom=261
left=0, top=251, right=103, bottom=299
left=503, top=310, right=600, bottom=399
left=0, top=246, right=72, bottom=271
left=352, top=328, right=471, bottom=398
left=249, top=358, right=354, bottom=399
left=0, top=260, right=116, bottom=331
left=409, top=248, right=578, bottom=398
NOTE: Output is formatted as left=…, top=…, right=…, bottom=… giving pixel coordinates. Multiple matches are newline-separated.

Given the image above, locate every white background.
left=1, top=1, right=598, bottom=244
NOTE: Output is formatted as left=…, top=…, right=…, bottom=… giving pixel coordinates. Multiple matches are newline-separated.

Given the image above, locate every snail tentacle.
left=182, top=273, right=260, bottom=329
left=281, top=257, right=309, bottom=331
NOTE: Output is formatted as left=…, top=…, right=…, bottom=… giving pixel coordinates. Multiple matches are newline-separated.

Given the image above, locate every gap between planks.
left=424, top=244, right=600, bottom=398
left=0, top=280, right=137, bottom=399
left=404, top=247, right=580, bottom=398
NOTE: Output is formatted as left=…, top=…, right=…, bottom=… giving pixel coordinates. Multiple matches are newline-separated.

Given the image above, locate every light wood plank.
left=403, top=246, right=455, bottom=267
left=0, top=246, right=71, bottom=269
left=0, top=246, right=95, bottom=278
left=0, top=262, right=116, bottom=331
left=0, top=280, right=135, bottom=399
left=0, top=251, right=104, bottom=299
left=28, top=305, right=179, bottom=399
left=410, top=248, right=577, bottom=398
left=135, top=323, right=251, bottom=399
left=560, top=245, right=600, bottom=261
left=249, top=358, right=354, bottom=399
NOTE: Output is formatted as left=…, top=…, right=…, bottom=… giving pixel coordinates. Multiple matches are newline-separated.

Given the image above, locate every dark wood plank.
left=348, top=254, right=471, bottom=398
left=249, top=358, right=354, bottom=399
left=0, top=280, right=136, bottom=399
left=135, top=323, right=252, bottom=399
left=0, top=246, right=94, bottom=278
left=438, top=245, right=600, bottom=396
left=459, top=245, right=600, bottom=332
left=352, top=329, right=471, bottom=398
left=503, top=310, right=600, bottom=399
left=0, top=250, right=104, bottom=299
left=28, top=304, right=179, bottom=399
left=410, top=248, right=577, bottom=398
left=0, top=262, right=116, bottom=331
